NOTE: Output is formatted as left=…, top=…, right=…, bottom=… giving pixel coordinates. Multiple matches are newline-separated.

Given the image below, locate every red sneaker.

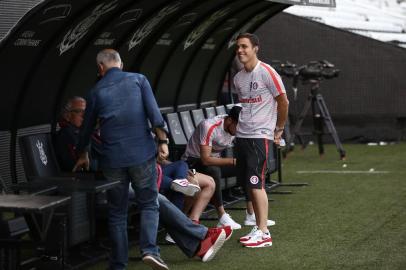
left=219, top=225, right=233, bottom=240
left=196, top=227, right=226, bottom=262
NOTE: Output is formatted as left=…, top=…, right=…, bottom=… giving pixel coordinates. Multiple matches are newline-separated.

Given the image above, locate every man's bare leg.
left=246, top=201, right=254, bottom=215
left=187, top=173, right=215, bottom=221
left=250, top=188, right=269, bottom=232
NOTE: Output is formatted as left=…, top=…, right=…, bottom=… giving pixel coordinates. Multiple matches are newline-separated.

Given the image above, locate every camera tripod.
left=285, top=79, right=346, bottom=160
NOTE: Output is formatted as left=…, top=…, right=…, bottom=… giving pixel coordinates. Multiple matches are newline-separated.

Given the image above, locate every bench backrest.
left=165, top=113, right=188, bottom=145
left=179, top=111, right=195, bottom=140
left=204, top=107, right=216, bottom=119
left=191, top=109, right=205, bottom=127
left=19, top=133, right=60, bottom=179
left=215, top=105, right=227, bottom=115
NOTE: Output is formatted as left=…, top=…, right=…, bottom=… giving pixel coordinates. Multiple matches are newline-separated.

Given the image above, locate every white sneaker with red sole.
left=239, top=225, right=259, bottom=243
left=170, top=179, right=201, bottom=197
left=242, top=229, right=272, bottom=248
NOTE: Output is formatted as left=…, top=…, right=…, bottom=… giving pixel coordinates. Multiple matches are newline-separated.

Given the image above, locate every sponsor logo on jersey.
left=239, top=95, right=262, bottom=104
left=250, top=175, right=259, bottom=185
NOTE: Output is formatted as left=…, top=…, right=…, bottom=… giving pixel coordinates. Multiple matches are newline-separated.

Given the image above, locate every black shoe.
left=142, top=254, right=169, bottom=270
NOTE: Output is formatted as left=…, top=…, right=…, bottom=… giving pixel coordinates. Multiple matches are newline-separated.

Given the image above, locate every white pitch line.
left=296, top=170, right=390, bottom=174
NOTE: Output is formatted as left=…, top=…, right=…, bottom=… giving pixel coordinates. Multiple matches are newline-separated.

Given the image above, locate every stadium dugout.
left=0, top=0, right=335, bottom=269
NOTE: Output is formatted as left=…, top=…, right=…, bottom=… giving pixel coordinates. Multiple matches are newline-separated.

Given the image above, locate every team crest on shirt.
left=250, top=175, right=259, bottom=184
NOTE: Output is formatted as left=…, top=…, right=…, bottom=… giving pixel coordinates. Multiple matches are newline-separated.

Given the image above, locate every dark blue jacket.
left=54, top=121, right=79, bottom=172
left=77, top=67, right=164, bottom=168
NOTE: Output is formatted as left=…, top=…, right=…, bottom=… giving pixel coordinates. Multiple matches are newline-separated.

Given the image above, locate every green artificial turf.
left=88, top=143, right=406, bottom=270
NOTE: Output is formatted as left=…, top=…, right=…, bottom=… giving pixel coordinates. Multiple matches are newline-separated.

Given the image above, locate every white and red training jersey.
left=233, top=61, right=286, bottom=140
left=182, top=115, right=234, bottom=159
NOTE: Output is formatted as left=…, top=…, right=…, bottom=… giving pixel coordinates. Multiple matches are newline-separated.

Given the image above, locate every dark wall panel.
left=154, top=0, right=244, bottom=109
left=63, top=0, right=175, bottom=114
left=139, top=0, right=232, bottom=110
left=0, top=0, right=43, bottom=41
left=138, top=0, right=226, bottom=84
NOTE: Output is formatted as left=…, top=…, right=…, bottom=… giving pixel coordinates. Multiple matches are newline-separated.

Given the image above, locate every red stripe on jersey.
left=260, top=62, right=283, bottom=94
left=204, top=121, right=222, bottom=146
left=261, top=139, right=269, bottom=189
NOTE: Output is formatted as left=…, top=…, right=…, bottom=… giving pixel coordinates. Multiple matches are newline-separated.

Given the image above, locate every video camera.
left=270, top=60, right=298, bottom=78
left=299, top=60, right=340, bottom=81
left=270, top=60, right=339, bottom=81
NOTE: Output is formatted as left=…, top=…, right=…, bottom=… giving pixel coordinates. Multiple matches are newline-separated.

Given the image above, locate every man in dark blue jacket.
left=74, top=49, right=169, bottom=270
left=54, top=96, right=86, bottom=172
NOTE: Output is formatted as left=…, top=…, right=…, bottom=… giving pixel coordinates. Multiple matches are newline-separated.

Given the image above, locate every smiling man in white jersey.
left=233, top=33, right=289, bottom=248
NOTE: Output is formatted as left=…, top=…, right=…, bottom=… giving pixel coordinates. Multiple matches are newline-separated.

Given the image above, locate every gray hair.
left=62, top=96, right=86, bottom=119
left=96, top=49, right=122, bottom=66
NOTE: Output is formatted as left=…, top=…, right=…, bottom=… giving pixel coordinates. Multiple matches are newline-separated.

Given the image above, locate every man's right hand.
left=73, top=152, right=90, bottom=172
left=274, top=129, right=284, bottom=145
